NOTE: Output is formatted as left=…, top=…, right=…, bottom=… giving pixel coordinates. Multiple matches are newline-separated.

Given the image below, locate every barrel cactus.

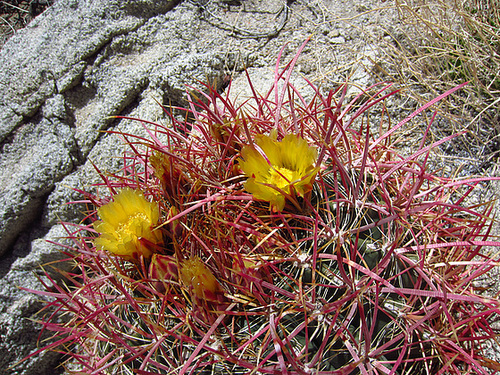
left=27, top=40, right=500, bottom=374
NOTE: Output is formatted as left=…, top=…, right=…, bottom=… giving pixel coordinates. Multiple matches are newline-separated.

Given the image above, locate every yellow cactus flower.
left=94, top=188, right=163, bottom=260
left=239, top=132, right=319, bottom=211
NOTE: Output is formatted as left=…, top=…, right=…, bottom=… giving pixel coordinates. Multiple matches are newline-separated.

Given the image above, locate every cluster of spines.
left=22, top=40, right=500, bottom=374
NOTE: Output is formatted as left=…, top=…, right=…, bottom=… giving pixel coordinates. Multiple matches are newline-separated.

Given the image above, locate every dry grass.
left=374, top=0, right=500, bottom=172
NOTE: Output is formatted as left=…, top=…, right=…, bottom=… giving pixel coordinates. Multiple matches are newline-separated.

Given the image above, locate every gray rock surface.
left=3, top=0, right=494, bottom=374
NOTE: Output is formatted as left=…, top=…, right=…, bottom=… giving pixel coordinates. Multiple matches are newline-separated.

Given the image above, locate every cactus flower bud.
left=180, top=256, right=222, bottom=302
